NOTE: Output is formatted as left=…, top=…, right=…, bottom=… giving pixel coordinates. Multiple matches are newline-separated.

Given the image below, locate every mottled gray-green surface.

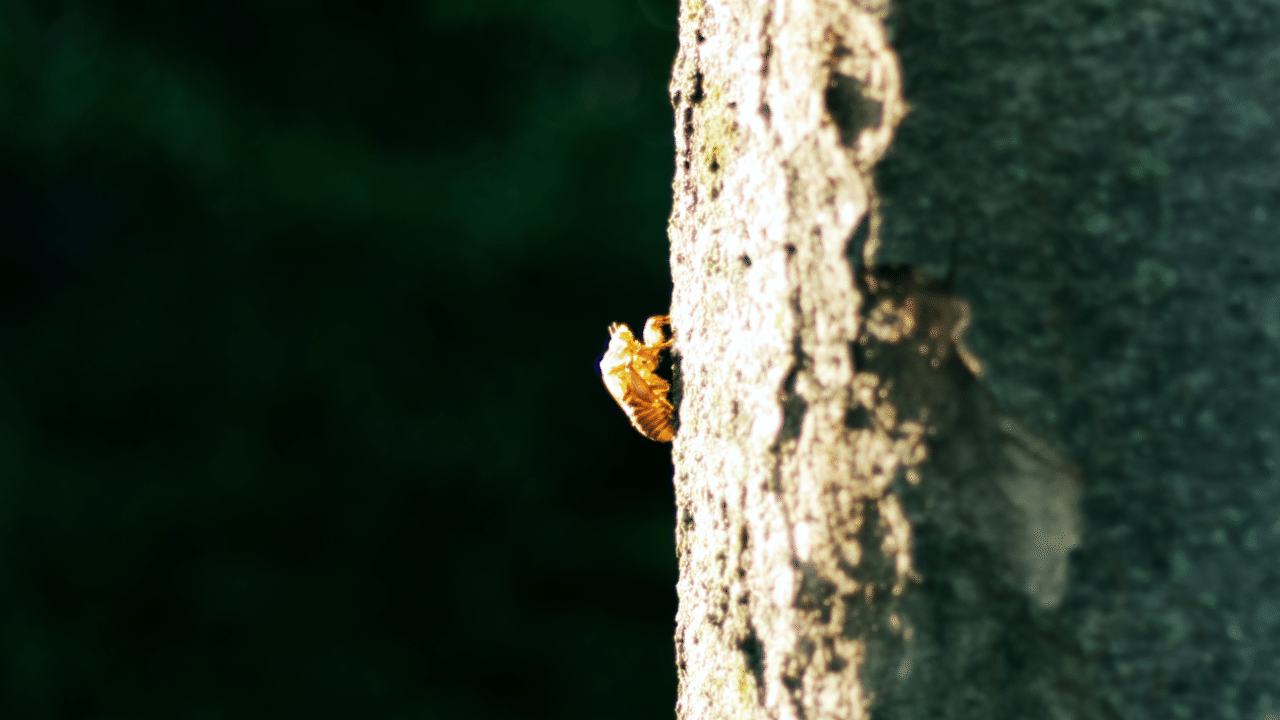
left=876, top=1, right=1280, bottom=717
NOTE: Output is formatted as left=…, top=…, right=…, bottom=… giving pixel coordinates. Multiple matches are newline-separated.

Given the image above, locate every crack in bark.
left=824, top=39, right=885, bottom=149
left=776, top=335, right=809, bottom=449
left=739, top=623, right=767, bottom=706
left=758, top=6, right=773, bottom=125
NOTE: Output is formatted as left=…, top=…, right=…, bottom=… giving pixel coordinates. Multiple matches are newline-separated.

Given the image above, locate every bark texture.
left=667, top=1, right=1116, bottom=717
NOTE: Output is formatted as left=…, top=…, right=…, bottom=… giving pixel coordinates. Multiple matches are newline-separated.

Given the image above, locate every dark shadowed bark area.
left=667, top=0, right=1280, bottom=718
left=876, top=1, right=1280, bottom=718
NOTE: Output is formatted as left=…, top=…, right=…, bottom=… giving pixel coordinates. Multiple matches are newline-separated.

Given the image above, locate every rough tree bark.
left=667, top=1, right=1117, bottom=717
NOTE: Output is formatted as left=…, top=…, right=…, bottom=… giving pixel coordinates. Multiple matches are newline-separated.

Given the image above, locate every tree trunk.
left=667, top=1, right=1116, bottom=717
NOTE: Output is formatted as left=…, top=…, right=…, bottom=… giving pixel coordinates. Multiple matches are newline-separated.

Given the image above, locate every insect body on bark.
left=599, top=315, right=675, bottom=442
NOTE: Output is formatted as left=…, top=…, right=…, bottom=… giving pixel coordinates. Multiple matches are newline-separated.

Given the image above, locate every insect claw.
left=642, top=314, right=673, bottom=347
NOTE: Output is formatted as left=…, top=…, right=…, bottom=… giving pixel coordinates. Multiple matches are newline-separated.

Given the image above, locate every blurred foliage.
left=0, top=0, right=681, bottom=718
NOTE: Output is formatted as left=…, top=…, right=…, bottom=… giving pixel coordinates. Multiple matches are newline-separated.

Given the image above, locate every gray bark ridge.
left=668, top=1, right=1116, bottom=718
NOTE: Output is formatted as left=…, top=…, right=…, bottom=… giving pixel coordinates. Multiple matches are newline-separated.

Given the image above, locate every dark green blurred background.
left=0, top=1, right=682, bottom=717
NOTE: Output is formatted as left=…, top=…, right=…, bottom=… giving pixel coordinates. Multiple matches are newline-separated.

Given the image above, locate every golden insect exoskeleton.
left=599, top=315, right=675, bottom=442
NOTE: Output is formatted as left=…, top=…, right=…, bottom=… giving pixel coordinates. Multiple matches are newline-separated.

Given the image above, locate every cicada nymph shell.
left=599, top=315, right=675, bottom=442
